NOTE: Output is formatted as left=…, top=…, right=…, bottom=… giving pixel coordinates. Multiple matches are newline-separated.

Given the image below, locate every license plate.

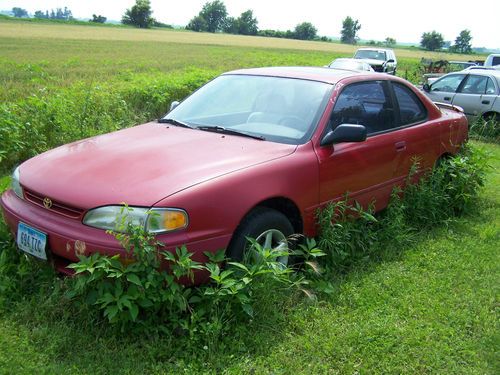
left=17, top=222, right=47, bottom=260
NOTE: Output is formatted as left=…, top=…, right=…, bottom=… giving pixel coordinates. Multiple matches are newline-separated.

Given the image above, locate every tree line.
left=9, top=1, right=475, bottom=53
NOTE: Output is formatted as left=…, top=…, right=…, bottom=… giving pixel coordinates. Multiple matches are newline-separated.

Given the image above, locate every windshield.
left=330, top=60, right=366, bottom=71
left=354, top=50, right=387, bottom=61
left=164, top=74, right=332, bottom=144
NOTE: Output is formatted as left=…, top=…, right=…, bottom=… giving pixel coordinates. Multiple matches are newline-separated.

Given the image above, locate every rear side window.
left=393, top=83, right=427, bottom=125
left=485, top=78, right=497, bottom=95
left=329, top=81, right=395, bottom=134
left=492, top=56, right=500, bottom=66
left=460, top=75, right=489, bottom=94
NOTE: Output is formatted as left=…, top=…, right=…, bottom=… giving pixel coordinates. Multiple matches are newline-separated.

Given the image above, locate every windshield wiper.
left=197, top=125, right=265, bottom=140
left=158, top=118, right=195, bottom=129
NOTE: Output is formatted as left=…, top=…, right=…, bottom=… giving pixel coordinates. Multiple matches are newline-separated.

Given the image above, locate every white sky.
left=1, top=0, right=499, bottom=48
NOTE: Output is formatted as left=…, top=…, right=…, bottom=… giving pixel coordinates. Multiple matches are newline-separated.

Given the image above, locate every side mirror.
left=422, top=83, right=430, bottom=92
left=169, top=101, right=180, bottom=112
left=387, top=59, right=395, bottom=63
left=321, top=124, right=367, bottom=146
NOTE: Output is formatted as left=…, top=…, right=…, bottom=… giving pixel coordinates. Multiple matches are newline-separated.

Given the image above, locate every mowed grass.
left=0, top=142, right=497, bottom=374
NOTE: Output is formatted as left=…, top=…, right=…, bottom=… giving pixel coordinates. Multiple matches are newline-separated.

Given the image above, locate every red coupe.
left=1, top=67, right=468, bottom=275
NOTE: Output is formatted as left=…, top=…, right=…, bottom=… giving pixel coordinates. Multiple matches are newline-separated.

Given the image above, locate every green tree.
left=453, top=29, right=472, bottom=54
left=199, top=0, right=227, bottom=33
left=340, top=16, right=361, bottom=44
left=91, top=14, right=107, bottom=23
left=385, top=37, right=396, bottom=47
left=122, top=0, right=154, bottom=29
left=237, top=10, right=258, bottom=35
left=294, top=22, right=317, bottom=40
left=186, top=15, right=208, bottom=32
left=12, top=7, right=28, bottom=17
left=420, top=31, right=444, bottom=51
left=222, top=16, right=239, bottom=34
left=34, top=10, right=46, bottom=18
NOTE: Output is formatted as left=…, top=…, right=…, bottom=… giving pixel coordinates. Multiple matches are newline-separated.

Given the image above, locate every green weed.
left=469, top=115, right=499, bottom=143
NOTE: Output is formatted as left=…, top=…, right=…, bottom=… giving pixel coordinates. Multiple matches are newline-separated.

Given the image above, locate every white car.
left=423, top=69, right=500, bottom=123
left=326, top=58, right=374, bottom=72
left=485, top=54, right=500, bottom=68
left=353, top=48, right=397, bottom=75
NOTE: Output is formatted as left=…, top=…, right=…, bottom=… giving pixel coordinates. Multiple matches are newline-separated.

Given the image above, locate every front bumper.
left=1, top=189, right=231, bottom=281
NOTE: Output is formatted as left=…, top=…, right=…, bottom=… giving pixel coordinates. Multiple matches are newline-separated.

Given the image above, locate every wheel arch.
left=235, top=196, right=303, bottom=236
left=253, top=197, right=303, bottom=234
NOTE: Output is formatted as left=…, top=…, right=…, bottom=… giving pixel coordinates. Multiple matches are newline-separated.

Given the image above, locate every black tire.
left=226, top=207, right=294, bottom=263
left=484, top=113, right=499, bottom=126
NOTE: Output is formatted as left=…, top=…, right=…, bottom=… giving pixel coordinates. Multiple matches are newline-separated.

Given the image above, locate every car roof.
left=223, top=66, right=373, bottom=84
left=456, top=68, right=500, bottom=86
left=461, top=68, right=500, bottom=78
left=356, top=47, right=393, bottom=52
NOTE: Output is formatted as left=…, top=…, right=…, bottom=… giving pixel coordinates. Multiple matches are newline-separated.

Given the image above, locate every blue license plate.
left=16, top=222, right=47, bottom=260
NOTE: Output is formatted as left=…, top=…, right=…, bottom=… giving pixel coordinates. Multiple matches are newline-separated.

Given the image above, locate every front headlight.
left=11, top=166, right=24, bottom=199
left=82, top=206, right=188, bottom=233
left=147, top=208, right=188, bottom=233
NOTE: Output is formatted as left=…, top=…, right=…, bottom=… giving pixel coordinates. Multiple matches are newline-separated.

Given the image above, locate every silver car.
left=423, top=69, right=500, bottom=123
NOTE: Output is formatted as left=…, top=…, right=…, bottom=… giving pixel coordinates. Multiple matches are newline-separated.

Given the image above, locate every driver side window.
left=329, top=81, right=394, bottom=135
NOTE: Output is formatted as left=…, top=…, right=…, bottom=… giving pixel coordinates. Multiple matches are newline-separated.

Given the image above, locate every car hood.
left=357, top=58, right=385, bottom=66
left=20, top=122, right=297, bottom=208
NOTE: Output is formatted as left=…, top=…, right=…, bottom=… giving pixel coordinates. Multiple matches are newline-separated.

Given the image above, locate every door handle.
left=482, top=100, right=490, bottom=105
left=444, top=97, right=451, bottom=101
left=395, top=141, right=406, bottom=152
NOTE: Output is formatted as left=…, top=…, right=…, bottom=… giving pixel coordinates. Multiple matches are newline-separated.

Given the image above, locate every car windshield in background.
left=354, top=50, right=387, bottom=61
left=329, top=59, right=371, bottom=71
left=164, top=75, right=332, bottom=145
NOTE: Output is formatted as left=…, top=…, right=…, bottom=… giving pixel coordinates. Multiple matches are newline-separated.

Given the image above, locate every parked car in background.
left=1, top=67, right=467, bottom=281
left=485, top=54, right=500, bottom=68
left=423, top=68, right=500, bottom=124
left=353, top=48, right=397, bottom=74
left=326, top=58, right=374, bottom=72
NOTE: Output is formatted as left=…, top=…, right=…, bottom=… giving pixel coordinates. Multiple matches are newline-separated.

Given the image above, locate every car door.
left=315, top=80, right=401, bottom=211
left=428, top=73, right=467, bottom=104
left=390, top=81, right=440, bottom=176
left=451, top=74, right=497, bottom=117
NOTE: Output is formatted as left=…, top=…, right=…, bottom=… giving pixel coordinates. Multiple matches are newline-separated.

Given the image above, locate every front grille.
left=24, top=188, right=84, bottom=219
left=372, top=65, right=384, bottom=72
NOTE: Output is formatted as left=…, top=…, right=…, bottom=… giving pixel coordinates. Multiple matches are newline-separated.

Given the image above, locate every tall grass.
left=469, top=116, right=499, bottom=143
left=317, top=144, right=490, bottom=272
left=0, top=69, right=217, bottom=172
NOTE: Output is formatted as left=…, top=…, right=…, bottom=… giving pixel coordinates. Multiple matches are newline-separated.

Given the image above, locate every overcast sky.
left=1, top=0, right=499, bottom=48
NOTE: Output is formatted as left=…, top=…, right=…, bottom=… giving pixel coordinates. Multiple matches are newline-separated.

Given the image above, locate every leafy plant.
left=65, top=211, right=323, bottom=335
left=317, top=198, right=378, bottom=269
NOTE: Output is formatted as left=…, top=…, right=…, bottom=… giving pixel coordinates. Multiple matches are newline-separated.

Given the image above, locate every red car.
left=1, top=67, right=468, bottom=277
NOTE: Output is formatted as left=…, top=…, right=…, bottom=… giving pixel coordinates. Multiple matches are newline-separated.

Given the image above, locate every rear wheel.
left=483, top=113, right=499, bottom=126
left=226, top=207, right=294, bottom=265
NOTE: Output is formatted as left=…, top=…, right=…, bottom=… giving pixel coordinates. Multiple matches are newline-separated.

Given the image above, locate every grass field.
left=0, top=18, right=476, bottom=102
left=0, top=19, right=498, bottom=374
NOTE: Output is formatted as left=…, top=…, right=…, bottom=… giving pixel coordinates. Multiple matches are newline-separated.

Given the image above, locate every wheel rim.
left=254, top=229, right=289, bottom=265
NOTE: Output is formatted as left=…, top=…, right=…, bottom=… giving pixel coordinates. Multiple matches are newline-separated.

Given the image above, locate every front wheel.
left=226, top=207, right=294, bottom=265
